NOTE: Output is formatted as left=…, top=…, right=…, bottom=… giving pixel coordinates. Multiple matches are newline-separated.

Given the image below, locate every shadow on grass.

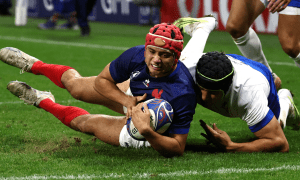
left=185, top=136, right=259, bottom=154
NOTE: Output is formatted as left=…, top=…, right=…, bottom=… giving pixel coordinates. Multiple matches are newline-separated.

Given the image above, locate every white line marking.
left=0, top=35, right=297, bottom=67
left=0, top=99, right=80, bottom=105
left=0, top=35, right=130, bottom=51
left=0, top=165, right=299, bottom=179
left=268, top=61, right=296, bottom=67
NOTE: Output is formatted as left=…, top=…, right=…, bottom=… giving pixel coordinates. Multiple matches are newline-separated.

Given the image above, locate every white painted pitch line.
left=0, top=35, right=297, bottom=67
left=0, top=99, right=80, bottom=105
left=1, top=165, right=299, bottom=179
left=0, top=35, right=130, bottom=51
left=268, top=61, right=297, bottom=67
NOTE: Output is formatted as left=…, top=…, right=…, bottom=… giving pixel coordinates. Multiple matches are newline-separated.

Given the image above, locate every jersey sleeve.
left=109, top=46, right=144, bottom=83
left=237, top=86, right=273, bottom=133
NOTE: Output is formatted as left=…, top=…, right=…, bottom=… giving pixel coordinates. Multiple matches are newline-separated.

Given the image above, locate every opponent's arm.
left=94, top=63, right=146, bottom=117
left=131, top=103, right=188, bottom=157
left=267, top=0, right=291, bottom=13
left=200, top=117, right=289, bottom=152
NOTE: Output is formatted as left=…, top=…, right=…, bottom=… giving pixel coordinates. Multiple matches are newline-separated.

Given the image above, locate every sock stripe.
left=39, top=99, right=90, bottom=127
left=31, top=61, right=74, bottom=89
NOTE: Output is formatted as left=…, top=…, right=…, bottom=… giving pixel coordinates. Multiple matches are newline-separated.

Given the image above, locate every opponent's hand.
left=267, top=0, right=290, bottom=13
left=131, top=102, right=152, bottom=134
left=200, top=120, right=232, bottom=151
left=125, top=93, right=147, bottom=120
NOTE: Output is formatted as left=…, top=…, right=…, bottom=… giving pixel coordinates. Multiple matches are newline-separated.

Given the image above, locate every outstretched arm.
left=131, top=103, right=188, bottom=157
left=200, top=117, right=289, bottom=152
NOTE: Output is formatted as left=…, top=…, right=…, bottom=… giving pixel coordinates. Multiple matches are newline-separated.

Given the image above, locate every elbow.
left=280, top=139, right=289, bottom=153
left=275, top=137, right=289, bottom=153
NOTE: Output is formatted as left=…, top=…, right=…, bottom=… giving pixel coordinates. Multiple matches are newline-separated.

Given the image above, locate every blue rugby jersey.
left=288, top=0, right=300, bottom=7
left=109, top=45, right=197, bottom=134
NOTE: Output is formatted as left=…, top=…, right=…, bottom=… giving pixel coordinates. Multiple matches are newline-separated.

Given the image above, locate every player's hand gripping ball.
left=126, top=99, right=174, bottom=140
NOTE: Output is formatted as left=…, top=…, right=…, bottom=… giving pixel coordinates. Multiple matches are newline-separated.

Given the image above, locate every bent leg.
left=278, top=14, right=300, bottom=60
left=226, top=0, right=265, bottom=38
left=70, top=114, right=125, bottom=146
left=39, top=98, right=125, bottom=146
left=226, top=0, right=277, bottom=80
left=61, top=69, right=129, bottom=114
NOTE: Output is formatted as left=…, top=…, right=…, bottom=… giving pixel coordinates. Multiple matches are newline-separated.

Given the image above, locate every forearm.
left=142, top=130, right=186, bottom=158
left=94, top=76, right=131, bottom=106
left=226, top=137, right=289, bottom=152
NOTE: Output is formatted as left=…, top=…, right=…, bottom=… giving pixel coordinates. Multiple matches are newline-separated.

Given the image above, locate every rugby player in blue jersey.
left=0, top=20, right=219, bottom=157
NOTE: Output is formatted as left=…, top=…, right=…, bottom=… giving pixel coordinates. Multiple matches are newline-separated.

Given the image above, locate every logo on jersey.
left=152, top=89, right=163, bottom=98
left=130, top=71, right=140, bottom=80
left=143, top=79, right=150, bottom=87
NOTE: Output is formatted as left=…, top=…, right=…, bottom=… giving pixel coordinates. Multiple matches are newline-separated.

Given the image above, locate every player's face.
left=198, top=86, right=224, bottom=109
left=144, top=46, right=176, bottom=78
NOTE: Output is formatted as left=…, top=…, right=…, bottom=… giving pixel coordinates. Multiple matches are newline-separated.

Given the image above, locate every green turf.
left=1, top=16, right=300, bottom=179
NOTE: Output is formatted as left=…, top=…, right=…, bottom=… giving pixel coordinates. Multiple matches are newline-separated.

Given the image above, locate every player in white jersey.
left=226, top=0, right=300, bottom=90
left=175, top=16, right=299, bottom=152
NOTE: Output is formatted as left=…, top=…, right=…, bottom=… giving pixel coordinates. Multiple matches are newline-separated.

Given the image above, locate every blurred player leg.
left=226, top=0, right=281, bottom=89
left=75, top=0, right=97, bottom=36
left=278, top=7, right=300, bottom=68
left=38, top=0, right=78, bottom=30
left=0, top=0, right=12, bottom=15
left=38, top=0, right=60, bottom=29
left=56, top=0, right=79, bottom=30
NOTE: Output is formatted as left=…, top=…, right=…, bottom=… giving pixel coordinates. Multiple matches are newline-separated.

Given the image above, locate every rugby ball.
left=126, top=98, right=174, bottom=140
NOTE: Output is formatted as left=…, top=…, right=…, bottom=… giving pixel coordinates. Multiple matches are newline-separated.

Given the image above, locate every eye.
left=161, top=53, right=172, bottom=58
left=149, top=49, right=155, bottom=54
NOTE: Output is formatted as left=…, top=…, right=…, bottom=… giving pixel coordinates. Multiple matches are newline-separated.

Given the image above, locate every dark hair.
left=196, top=51, right=234, bottom=93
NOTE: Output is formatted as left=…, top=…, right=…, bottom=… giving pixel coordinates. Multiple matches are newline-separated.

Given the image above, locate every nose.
left=201, top=89, right=208, bottom=101
left=152, top=54, right=161, bottom=62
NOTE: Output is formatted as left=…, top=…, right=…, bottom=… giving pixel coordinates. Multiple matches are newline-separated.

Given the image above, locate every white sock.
left=278, top=89, right=292, bottom=129
left=293, top=52, right=300, bottom=68
left=233, top=27, right=273, bottom=73
left=180, top=28, right=209, bottom=82
left=181, top=28, right=209, bottom=60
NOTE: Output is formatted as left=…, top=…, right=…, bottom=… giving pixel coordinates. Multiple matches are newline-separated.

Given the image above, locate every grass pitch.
left=0, top=16, right=300, bottom=179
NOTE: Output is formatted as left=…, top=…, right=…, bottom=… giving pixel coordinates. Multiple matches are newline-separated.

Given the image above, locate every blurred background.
left=1, top=0, right=278, bottom=34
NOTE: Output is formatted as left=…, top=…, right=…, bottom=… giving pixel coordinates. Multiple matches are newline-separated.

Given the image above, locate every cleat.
left=80, top=26, right=90, bottom=37
left=294, top=59, right=300, bottom=68
left=0, top=47, right=40, bottom=73
left=38, top=20, right=56, bottom=30
left=173, top=14, right=218, bottom=36
left=278, top=89, right=300, bottom=128
left=56, top=22, right=79, bottom=30
left=272, top=72, right=282, bottom=90
left=7, top=81, right=55, bottom=107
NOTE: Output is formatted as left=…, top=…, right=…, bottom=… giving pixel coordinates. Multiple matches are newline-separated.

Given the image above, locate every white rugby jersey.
left=182, top=53, right=280, bottom=132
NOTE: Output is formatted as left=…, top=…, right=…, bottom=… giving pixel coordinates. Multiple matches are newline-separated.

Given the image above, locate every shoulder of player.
left=121, top=45, right=146, bottom=66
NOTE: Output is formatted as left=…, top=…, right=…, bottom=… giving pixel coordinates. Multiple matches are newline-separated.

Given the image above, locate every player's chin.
left=149, top=69, right=164, bottom=78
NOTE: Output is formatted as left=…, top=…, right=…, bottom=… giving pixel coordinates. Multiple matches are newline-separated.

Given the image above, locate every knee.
left=280, top=40, right=300, bottom=58
left=70, top=115, right=94, bottom=134
left=226, top=21, right=248, bottom=38
left=65, top=79, right=86, bottom=100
